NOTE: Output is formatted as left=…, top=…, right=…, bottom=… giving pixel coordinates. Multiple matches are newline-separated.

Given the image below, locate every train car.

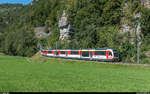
left=40, top=48, right=119, bottom=62
left=40, top=49, right=48, bottom=56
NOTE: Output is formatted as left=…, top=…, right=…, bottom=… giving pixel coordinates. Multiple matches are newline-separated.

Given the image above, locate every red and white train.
left=40, top=48, right=119, bottom=62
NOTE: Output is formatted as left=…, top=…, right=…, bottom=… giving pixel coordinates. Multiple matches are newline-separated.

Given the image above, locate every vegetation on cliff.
left=0, top=0, right=150, bottom=63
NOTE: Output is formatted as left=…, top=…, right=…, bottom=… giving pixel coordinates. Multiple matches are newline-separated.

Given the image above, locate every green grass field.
left=0, top=54, right=150, bottom=92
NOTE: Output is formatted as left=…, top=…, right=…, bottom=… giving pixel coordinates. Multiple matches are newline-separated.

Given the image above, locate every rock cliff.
left=34, top=27, right=51, bottom=39
left=58, top=10, right=72, bottom=41
left=141, top=0, right=150, bottom=9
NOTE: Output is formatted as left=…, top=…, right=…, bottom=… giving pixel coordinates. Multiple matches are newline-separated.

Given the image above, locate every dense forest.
left=0, top=0, right=150, bottom=63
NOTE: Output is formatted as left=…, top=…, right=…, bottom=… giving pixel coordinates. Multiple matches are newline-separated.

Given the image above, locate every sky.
left=0, top=0, right=33, bottom=5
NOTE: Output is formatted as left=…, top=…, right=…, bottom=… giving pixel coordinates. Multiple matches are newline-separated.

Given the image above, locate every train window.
left=71, top=51, right=79, bottom=55
left=109, top=52, right=112, bottom=56
left=48, top=51, right=52, bottom=54
left=82, top=51, right=89, bottom=57
left=95, top=51, right=106, bottom=55
left=60, top=51, right=66, bottom=54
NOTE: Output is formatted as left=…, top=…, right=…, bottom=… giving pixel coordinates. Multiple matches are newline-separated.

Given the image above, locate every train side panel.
left=67, top=50, right=81, bottom=59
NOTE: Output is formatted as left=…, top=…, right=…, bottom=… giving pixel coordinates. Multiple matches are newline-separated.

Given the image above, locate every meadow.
left=0, top=54, right=150, bottom=92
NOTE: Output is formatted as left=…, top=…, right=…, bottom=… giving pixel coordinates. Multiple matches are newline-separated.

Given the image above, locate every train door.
left=56, top=51, right=59, bottom=55
left=79, top=51, right=81, bottom=58
left=90, top=51, right=93, bottom=60
left=52, top=51, right=55, bottom=56
left=53, top=51, right=56, bottom=56
left=106, top=51, right=113, bottom=59
left=53, top=51, right=58, bottom=56
left=66, top=51, right=67, bottom=56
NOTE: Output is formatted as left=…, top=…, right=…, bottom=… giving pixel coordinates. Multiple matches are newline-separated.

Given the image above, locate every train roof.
left=43, top=48, right=117, bottom=51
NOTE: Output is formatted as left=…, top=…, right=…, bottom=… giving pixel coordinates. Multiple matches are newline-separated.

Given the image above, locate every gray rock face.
left=122, top=24, right=134, bottom=33
left=141, top=0, right=150, bottom=9
left=121, top=2, right=142, bottom=44
left=58, top=11, right=68, bottom=28
left=121, top=24, right=135, bottom=44
left=146, top=51, right=150, bottom=58
left=34, top=27, right=51, bottom=39
left=58, top=10, right=71, bottom=41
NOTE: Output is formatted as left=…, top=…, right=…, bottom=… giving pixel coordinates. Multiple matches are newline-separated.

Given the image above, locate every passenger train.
left=40, top=48, right=119, bottom=62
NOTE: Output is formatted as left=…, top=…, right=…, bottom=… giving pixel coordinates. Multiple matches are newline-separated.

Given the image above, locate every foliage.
left=96, top=26, right=120, bottom=48
left=119, top=42, right=136, bottom=62
left=1, top=30, right=38, bottom=57
left=0, top=0, right=65, bottom=57
left=0, top=0, right=150, bottom=63
left=67, top=0, right=122, bottom=49
left=47, top=26, right=60, bottom=49
left=141, top=8, right=150, bottom=37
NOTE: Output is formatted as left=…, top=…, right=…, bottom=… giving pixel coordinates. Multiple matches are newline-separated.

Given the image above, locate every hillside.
left=0, top=4, right=23, bottom=32
left=0, top=0, right=150, bottom=63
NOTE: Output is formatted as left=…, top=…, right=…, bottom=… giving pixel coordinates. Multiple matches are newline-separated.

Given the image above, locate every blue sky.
left=0, top=0, right=33, bottom=5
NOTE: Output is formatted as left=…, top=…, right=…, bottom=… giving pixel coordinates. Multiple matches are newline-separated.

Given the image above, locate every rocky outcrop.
left=58, top=10, right=72, bottom=41
left=141, top=0, right=150, bottom=9
left=145, top=51, right=150, bottom=58
left=121, top=23, right=135, bottom=43
left=34, top=26, right=51, bottom=39
left=58, top=10, right=68, bottom=28
left=121, top=2, right=142, bottom=44
left=121, top=2, right=135, bottom=44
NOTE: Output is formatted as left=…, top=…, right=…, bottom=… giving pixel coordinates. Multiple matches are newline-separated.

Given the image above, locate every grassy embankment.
left=0, top=52, right=150, bottom=92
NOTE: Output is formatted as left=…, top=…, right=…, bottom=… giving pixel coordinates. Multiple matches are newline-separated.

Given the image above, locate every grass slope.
left=0, top=54, right=150, bottom=92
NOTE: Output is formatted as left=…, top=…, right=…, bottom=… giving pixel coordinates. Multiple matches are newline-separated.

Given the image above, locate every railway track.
left=106, top=62, right=150, bottom=66
left=42, top=55, right=150, bottom=66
